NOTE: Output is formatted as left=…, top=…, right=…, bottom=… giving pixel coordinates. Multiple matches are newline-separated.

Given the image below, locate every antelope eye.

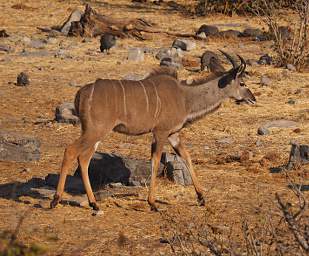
left=240, top=82, right=246, bottom=87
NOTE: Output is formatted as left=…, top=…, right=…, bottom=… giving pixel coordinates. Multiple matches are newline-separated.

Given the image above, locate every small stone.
left=172, top=39, right=187, bottom=51
left=258, top=54, right=272, bottom=65
left=196, top=32, right=207, bottom=39
left=257, top=127, right=270, bottom=135
left=108, top=182, right=123, bottom=188
left=196, top=25, right=219, bottom=36
left=55, top=102, right=79, bottom=125
left=68, top=81, right=77, bottom=87
left=260, top=75, right=271, bottom=86
left=287, top=64, right=296, bottom=71
left=256, top=139, right=262, bottom=146
left=287, top=99, right=296, bottom=105
left=16, top=72, right=30, bottom=86
left=92, top=210, right=104, bottom=216
left=127, top=48, right=144, bottom=62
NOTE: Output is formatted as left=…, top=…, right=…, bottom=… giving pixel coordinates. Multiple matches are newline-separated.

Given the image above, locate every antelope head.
left=218, top=51, right=256, bottom=105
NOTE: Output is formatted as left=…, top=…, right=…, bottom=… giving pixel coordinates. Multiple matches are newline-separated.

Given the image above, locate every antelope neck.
left=182, top=77, right=226, bottom=122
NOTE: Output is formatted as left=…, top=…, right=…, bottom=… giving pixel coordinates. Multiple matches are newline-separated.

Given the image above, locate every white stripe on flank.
left=118, top=80, right=127, bottom=116
left=138, top=81, right=149, bottom=113
left=149, top=80, right=161, bottom=119
left=88, top=83, right=95, bottom=124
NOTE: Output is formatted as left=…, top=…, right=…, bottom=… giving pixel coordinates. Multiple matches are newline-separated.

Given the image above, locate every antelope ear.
left=218, top=70, right=237, bottom=88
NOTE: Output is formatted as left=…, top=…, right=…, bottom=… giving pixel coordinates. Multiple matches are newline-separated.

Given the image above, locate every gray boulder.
left=196, top=25, right=219, bottom=36
left=55, top=102, right=79, bottom=125
left=160, top=152, right=192, bottom=186
left=0, top=131, right=40, bottom=162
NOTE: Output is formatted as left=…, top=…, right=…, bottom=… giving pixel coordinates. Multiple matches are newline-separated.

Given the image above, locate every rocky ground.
left=0, top=0, right=308, bottom=255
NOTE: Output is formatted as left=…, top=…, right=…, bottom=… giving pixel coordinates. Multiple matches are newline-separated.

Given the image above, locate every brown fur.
left=51, top=54, right=256, bottom=212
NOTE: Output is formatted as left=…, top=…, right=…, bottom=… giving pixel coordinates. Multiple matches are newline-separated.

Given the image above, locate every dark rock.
left=100, top=33, right=116, bottom=53
left=258, top=54, right=272, bottom=65
left=45, top=173, right=84, bottom=193
left=127, top=47, right=144, bottom=62
left=200, top=50, right=225, bottom=73
left=286, top=143, right=309, bottom=169
left=196, top=25, right=219, bottom=36
left=172, top=39, right=195, bottom=51
left=0, top=29, right=9, bottom=37
left=0, top=131, right=40, bottom=162
left=160, top=152, right=192, bottom=186
left=60, top=9, right=83, bottom=35
left=160, top=57, right=182, bottom=69
left=74, top=152, right=155, bottom=189
left=257, top=127, right=270, bottom=136
left=16, top=72, right=30, bottom=86
left=218, top=30, right=241, bottom=38
left=287, top=99, right=296, bottom=105
left=55, top=102, right=79, bottom=125
left=241, top=28, right=263, bottom=37
left=260, top=75, right=271, bottom=86
left=172, top=39, right=187, bottom=51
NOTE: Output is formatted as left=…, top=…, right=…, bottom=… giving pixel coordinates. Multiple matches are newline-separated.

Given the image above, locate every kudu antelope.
left=50, top=51, right=256, bottom=212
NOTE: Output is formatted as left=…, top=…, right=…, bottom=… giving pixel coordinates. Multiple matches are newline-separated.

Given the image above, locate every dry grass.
left=0, top=0, right=309, bottom=255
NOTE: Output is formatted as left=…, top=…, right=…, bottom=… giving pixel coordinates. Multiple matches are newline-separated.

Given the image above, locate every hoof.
left=89, top=202, right=100, bottom=211
left=50, top=195, right=60, bottom=209
left=197, top=193, right=206, bottom=206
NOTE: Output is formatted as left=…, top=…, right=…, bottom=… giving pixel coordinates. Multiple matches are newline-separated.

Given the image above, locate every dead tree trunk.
left=68, top=4, right=153, bottom=40
left=286, top=143, right=309, bottom=169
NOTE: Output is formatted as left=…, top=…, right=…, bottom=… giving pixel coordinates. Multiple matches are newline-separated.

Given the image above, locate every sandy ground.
left=0, top=0, right=308, bottom=255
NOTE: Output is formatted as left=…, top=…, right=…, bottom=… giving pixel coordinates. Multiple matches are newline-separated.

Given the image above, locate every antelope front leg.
left=147, top=135, right=164, bottom=211
left=168, top=133, right=206, bottom=206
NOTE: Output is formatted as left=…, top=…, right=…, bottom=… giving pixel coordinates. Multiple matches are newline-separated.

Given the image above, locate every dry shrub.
left=194, top=0, right=296, bottom=16
left=160, top=178, right=309, bottom=255
left=251, top=0, right=309, bottom=71
left=0, top=209, right=46, bottom=256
